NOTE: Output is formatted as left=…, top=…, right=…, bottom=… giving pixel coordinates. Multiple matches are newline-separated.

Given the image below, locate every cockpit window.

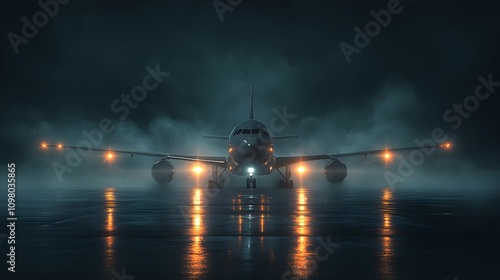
left=235, top=128, right=267, bottom=135
left=233, top=129, right=242, bottom=135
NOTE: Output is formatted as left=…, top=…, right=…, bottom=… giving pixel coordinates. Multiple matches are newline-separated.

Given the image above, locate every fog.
left=1, top=0, right=499, bottom=192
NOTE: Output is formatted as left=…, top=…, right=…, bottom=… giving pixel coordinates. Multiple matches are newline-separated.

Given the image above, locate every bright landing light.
left=383, top=151, right=393, bottom=163
left=297, top=166, right=306, bottom=174
left=105, top=152, right=115, bottom=162
left=247, top=167, right=255, bottom=176
left=193, top=165, right=203, bottom=174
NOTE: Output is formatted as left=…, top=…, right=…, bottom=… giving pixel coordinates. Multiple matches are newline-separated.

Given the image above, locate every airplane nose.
left=242, top=138, right=261, bottom=149
left=237, top=140, right=256, bottom=153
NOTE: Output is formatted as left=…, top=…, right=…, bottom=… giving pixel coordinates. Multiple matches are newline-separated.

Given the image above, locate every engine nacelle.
left=151, top=160, right=175, bottom=184
left=324, top=159, right=347, bottom=183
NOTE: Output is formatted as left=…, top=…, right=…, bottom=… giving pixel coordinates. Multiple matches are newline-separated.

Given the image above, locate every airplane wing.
left=274, top=143, right=452, bottom=168
left=42, top=143, right=226, bottom=167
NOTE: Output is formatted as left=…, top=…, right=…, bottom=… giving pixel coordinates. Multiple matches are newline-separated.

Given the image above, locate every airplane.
left=41, top=87, right=452, bottom=189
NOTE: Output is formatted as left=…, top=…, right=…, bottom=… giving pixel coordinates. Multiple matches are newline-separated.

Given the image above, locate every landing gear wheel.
left=278, top=180, right=284, bottom=188
left=252, top=178, right=257, bottom=189
left=246, top=178, right=251, bottom=189
left=278, top=179, right=293, bottom=189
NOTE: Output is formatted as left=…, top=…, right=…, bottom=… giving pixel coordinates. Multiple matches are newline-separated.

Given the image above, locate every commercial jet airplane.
left=41, top=87, right=452, bottom=189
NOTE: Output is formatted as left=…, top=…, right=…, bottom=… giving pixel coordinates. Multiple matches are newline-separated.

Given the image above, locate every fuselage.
left=226, top=120, right=275, bottom=176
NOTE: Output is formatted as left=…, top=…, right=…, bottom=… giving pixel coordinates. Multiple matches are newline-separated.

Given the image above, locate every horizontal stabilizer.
left=273, top=135, right=299, bottom=139
left=203, top=135, right=229, bottom=139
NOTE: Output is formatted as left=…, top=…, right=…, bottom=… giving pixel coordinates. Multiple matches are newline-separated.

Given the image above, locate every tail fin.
left=249, top=86, right=254, bottom=120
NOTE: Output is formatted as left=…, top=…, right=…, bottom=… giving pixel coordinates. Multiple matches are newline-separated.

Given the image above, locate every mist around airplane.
left=41, top=87, right=452, bottom=188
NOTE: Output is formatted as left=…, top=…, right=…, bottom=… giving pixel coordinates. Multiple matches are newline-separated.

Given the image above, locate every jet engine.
left=324, top=159, right=347, bottom=183
left=151, top=160, right=175, bottom=184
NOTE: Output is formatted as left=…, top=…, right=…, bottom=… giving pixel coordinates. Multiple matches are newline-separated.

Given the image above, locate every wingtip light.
left=441, top=142, right=452, bottom=150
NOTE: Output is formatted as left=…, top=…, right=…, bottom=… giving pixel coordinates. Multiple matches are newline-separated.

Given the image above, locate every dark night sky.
left=1, top=0, right=499, bottom=184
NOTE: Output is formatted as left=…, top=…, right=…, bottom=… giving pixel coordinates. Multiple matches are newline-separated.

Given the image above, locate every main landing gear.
left=208, top=166, right=227, bottom=189
left=277, top=165, right=294, bottom=189
left=246, top=177, right=256, bottom=189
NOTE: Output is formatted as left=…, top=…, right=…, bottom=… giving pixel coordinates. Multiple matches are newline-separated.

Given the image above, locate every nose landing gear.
left=246, top=177, right=256, bottom=188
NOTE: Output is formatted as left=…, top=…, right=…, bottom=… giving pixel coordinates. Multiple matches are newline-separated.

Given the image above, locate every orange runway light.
left=41, top=142, right=47, bottom=149
left=57, top=144, right=63, bottom=150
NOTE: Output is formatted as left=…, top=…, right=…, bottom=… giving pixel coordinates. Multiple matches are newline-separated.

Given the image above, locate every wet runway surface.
left=1, top=183, right=500, bottom=280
